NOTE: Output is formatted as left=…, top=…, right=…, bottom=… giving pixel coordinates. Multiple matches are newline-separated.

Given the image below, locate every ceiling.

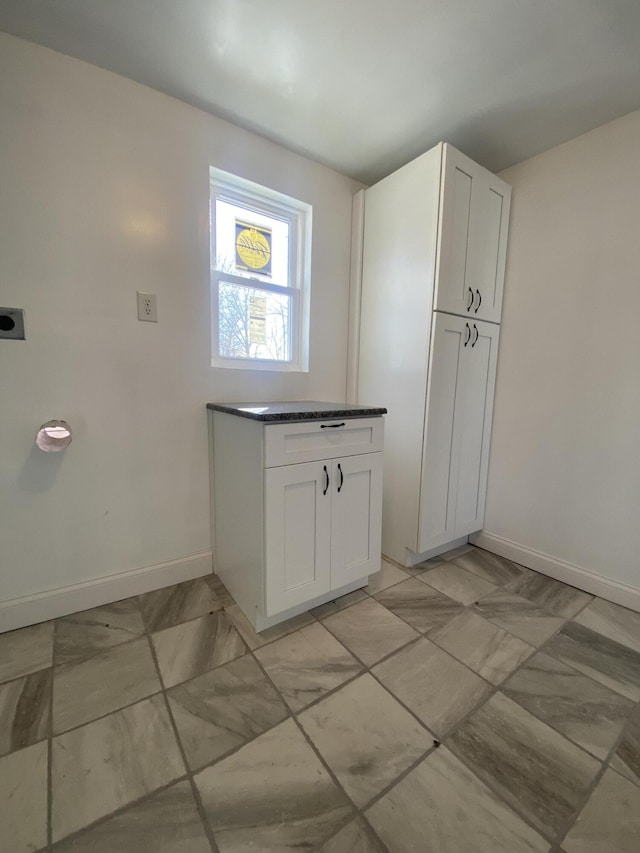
left=1, top=0, right=640, bottom=184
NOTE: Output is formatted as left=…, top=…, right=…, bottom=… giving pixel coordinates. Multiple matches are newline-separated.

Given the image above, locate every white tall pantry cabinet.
left=357, top=143, right=511, bottom=566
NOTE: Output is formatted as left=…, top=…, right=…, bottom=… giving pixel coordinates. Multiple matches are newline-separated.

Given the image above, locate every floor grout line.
left=373, top=559, right=571, bottom=651
left=342, top=558, right=640, bottom=847
left=549, top=694, right=640, bottom=850
left=44, top=592, right=615, bottom=849
left=290, top=709, right=408, bottom=853
left=285, top=579, right=563, bottom=847
left=12, top=547, right=640, bottom=852
left=46, top=625, right=55, bottom=852
left=425, top=619, right=604, bottom=847
left=50, top=686, right=166, bottom=739
left=317, top=615, right=422, bottom=672
left=405, top=557, right=640, bottom=849
left=520, top=610, right=638, bottom=703
left=609, top=703, right=640, bottom=791
left=142, top=624, right=220, bottom=853
left=276, top=582, right=558, bottom=845
left=318, top=572, right=565, bottom=697
left=46, top=773, right=193, bottom=850
left=164, top=588, right=427, bottom=851
left=363, top=652, right=568, bottom=846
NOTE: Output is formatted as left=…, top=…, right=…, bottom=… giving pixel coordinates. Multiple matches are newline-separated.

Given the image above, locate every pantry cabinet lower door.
left=331, top=453, right=383, bottom=587
left=454, top=319, right=500, bottom=537
left=264, top=462, right=331, bottom=617
left=418, top=312, right=467, bottom=552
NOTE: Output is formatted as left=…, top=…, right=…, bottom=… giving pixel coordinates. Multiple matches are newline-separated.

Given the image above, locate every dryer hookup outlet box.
left=0, top=308, right=25, bottom=340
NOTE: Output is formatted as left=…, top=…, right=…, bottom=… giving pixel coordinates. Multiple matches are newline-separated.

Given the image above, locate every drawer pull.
left=323, top=465, right=329, bottom=495
left=320, top=422, right=345, bottom=429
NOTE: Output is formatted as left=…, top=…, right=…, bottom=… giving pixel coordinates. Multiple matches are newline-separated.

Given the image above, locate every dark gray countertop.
left=206, top=400, right=387, bottom=423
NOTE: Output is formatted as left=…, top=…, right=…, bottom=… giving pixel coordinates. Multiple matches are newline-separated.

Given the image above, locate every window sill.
left=211, top=357, right=309, bottom=373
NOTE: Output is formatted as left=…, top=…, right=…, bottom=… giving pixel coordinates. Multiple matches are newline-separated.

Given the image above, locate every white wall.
left=0, top=34, right=362, bottom=614
left=482, top=109, right=640, bottom=592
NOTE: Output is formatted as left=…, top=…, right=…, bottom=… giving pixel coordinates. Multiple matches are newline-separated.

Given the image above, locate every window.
left=210, top=168, right=312, bottom=370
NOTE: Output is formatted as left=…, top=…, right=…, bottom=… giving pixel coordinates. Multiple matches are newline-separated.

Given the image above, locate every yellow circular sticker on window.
left=235, top=223, right=272, bottom=274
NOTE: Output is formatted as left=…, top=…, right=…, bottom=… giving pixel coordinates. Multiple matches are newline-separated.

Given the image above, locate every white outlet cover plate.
left=137, top=291, right=158, bottom=322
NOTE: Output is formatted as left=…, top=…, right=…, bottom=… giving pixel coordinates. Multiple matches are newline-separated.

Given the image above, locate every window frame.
left=210, top=168, right=312, bottom=372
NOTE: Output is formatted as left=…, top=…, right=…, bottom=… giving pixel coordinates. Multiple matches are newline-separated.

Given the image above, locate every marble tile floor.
left=2, top=547, right=640, bottom=852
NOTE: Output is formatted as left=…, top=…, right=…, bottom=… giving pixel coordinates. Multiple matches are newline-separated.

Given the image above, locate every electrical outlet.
left=137, top=292, right=158, bottom=322
left=0, top=307, right=26, bottom=340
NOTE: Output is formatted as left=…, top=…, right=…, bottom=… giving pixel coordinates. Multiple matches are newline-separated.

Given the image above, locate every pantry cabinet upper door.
left=435, top=147, right=474, bottom=318
left=466, top=172, right=511, bottom=323
left=435, top=145, right=511, bottom=323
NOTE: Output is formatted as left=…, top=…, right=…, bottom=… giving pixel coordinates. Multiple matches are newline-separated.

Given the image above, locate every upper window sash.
left=210, top=170, right=310, bottom=288
left=210, top=202, right=299, bottom=291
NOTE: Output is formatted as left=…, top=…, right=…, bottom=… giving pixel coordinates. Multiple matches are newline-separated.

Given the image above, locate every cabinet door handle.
left=467, top=288, right=474, bottom=312
left=337, top=463, right=344, bottom=493
left=472, top=323, right=479, bottom=347
left=474, top=289, right=482, bottom=313
left=320, top=422, right=345, bottom=429
left=464, top=322, right=471, bottom=347
left=323, top=465, right=329, bottom=495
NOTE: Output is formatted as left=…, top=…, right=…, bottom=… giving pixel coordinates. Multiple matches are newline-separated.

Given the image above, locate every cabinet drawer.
left=264, top=417, right=384, bottom=467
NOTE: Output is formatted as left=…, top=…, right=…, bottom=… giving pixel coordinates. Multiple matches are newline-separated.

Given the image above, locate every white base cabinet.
left=357, top=142, right=510, bottom=566
left=265, top=453, right=382, bottom=616
left=210, top=410, right=384, bottom=631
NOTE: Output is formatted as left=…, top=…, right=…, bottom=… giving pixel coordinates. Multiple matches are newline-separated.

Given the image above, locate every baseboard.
left=0, top=551, right=213, bottom=634
left=471, top=531, right=640, bottom=614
